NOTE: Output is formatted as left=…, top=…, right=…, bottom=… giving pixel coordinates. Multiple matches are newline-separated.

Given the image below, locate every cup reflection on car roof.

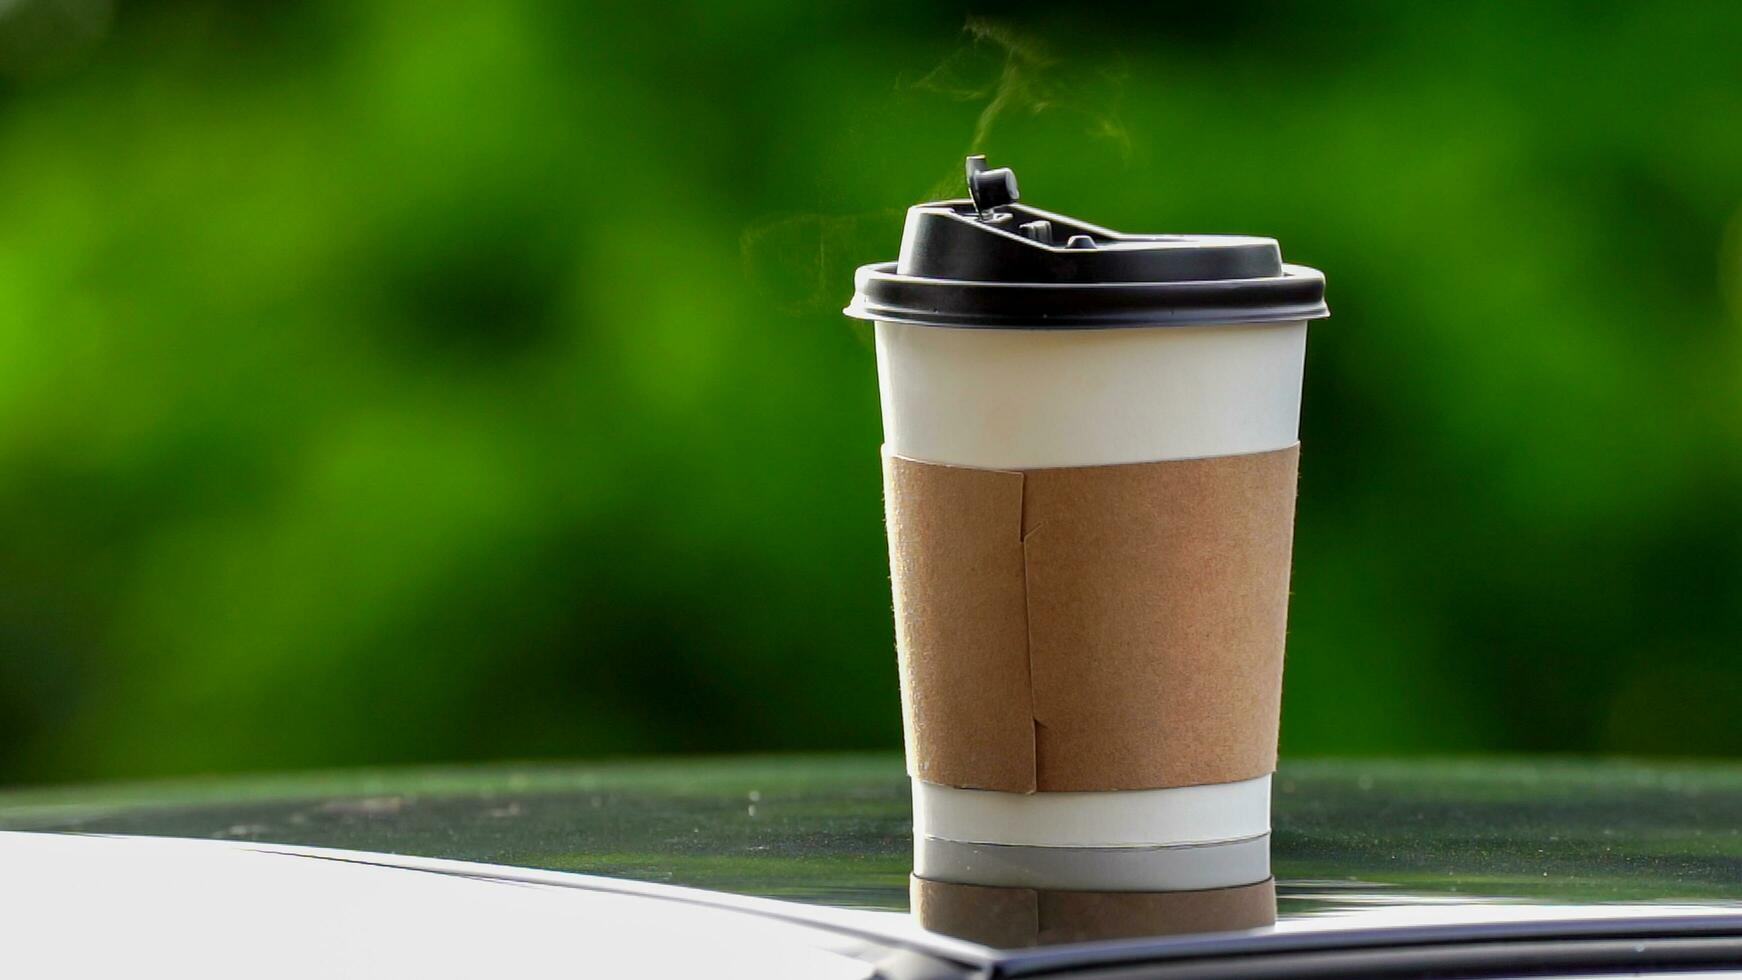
left=911, top=833, right=1275, bottom=947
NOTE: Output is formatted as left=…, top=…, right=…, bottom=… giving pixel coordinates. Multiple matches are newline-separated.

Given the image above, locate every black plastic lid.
left=844, top=156, right=1328, bottom=329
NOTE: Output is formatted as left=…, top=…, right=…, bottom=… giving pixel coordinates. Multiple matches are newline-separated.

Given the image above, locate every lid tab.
left=965, top=155, right=1020, bottom=218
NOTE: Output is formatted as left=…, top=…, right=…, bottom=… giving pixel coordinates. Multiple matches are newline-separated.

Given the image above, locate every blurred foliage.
left=0, top=0, right=1738, bottom=784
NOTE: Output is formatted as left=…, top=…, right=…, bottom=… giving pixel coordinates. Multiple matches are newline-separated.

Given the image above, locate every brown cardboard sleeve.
left=910, top=876, right=1277, bottom=947
left=883, top=445, right=1298, bottom=793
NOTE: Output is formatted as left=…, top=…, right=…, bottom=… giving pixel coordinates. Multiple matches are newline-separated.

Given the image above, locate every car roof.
left=2, top=755, right=1740, bottom=974
left=7, top=830, right=1742, bottom=979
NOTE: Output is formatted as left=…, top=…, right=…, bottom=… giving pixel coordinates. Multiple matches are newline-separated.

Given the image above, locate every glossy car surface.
left=3, top=756, right=1741, bottom=977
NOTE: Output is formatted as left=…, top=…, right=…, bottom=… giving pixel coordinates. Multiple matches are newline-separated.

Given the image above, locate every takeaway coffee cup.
left=845, top=157, right=1328, bottom=854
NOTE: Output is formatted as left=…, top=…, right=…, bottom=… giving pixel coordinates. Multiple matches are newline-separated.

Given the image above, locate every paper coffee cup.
left=846, top=157, right=1328, bottom=851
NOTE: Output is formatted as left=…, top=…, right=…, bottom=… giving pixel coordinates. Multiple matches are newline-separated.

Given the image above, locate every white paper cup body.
left=876, top=318, right=1307, bottom=848
left=875, top=319, right=1306, bottom=469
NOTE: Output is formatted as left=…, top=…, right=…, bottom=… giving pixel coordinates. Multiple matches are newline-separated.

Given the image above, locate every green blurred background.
left=0, top=0, right=1738, bottom=786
